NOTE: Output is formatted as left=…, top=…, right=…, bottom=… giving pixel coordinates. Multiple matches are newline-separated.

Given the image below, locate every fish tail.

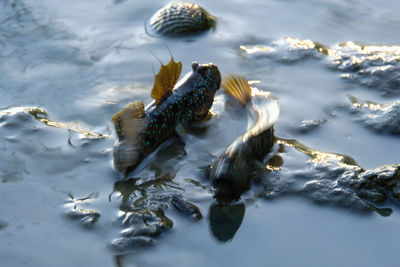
left=222, top=75, right=252, bottom=106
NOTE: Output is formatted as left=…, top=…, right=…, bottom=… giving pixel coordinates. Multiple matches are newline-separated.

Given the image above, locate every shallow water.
left=1, top=0, right=400, bottom=266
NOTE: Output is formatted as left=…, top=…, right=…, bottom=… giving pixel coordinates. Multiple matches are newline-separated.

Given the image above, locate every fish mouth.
left=194, top=105, right=209, bottom=120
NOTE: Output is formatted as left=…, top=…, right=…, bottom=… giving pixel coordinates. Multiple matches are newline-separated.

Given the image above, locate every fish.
left=209, top=75, right=280, bottom=201
left=112, top=58, right=221, bottom=176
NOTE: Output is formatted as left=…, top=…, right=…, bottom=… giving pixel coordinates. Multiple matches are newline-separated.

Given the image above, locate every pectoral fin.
left=151, top=57, right=182, bottom=105
left=112, top=101, right=147, bottom=139
left=249, top=160, right=269, bottom=182
left=193, top=110, right=216, bottom=123
left=112, top=101, right=148, bottom=175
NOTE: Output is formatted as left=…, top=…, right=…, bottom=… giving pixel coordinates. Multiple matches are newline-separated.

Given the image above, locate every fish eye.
left=197, top=66, right=209, bottom=75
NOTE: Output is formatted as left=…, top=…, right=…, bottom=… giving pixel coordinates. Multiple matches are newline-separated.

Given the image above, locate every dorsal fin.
left=151, top=57, right=182, bottom=105
left=222, top=75, right=252, bottom=106
left=111, top=101, right=146, bottom=139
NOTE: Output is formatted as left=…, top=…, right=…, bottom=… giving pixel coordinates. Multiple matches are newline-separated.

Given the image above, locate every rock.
left=349, top=96, right=400, bottom=134
left=258, top=138, right=398, bottom=216
left=240, top=38, right=400, bottom=96
left=110, top=236, right=154, bottom=252
left=171, top=194, right=203, bottom=220
left=147, top=1, right=216, bottom=37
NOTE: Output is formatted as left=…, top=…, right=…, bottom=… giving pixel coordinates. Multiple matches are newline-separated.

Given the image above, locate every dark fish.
left=210, top=75, right=280, bottom=201
left=112, top=58, right=221, bottom=175
left=148, top=1, right=216, bottom=37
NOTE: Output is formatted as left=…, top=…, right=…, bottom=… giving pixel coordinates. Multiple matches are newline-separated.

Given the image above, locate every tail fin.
left=222, top=75, right=252, bottom=106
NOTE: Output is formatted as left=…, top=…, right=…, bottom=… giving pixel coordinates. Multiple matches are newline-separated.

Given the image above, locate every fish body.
left=210, top=76, right=279, bottom=200
left=113, top=60, right=221, bottom=175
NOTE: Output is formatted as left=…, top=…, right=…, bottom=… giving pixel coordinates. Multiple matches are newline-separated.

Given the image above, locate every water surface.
left=1, top=0, right=400, bottom=266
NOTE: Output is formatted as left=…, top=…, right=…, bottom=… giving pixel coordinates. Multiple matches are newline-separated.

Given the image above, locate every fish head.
left=191, top=61, right=221, bottom=93
left=189, top=62, right=221, bottom=119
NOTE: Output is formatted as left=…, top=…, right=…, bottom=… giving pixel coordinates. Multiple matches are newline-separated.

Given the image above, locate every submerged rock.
left=64, top=193, right=101, bottom=228
left=147, top=1, right=216, bottom=37
left=331, top=41, right=400, bottom=96
left=357, top=165, right=400, bottom=203
left=109, top=176, right=179, bottom=253
left=349, top=96, right=400, bottom=134
left=258, top=138, right=398, bottom=216
left=171, top=194, right=203, bottom=220
left=65, top=206, right=101, bottom=228
left=239, top=37, right=329, bottom=63
left=110, top=236, right=154, bottom=252
left=121, top=225, right=161, bottom=238
left=298, top=119, right=327, bottom=133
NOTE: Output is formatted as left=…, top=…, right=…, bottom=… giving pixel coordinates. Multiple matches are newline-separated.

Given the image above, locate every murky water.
left=1, top=0, right=400, bottom=266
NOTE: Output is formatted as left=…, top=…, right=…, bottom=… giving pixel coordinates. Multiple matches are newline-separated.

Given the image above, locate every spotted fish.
left=112, top=58, right=221, bottom=176
left=210, top=75, right=280, bottom=201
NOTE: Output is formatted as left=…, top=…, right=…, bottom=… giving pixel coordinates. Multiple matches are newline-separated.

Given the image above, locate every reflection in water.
left=113, top=255, right=123, bottom=267
left=0, top=220, right=8, bottom=230
left=122, top=136, right=187, bottom=179
left=208, top=201, right=245, bottom=243
left=112, top=176, right=176, bottom=227
left=107, top=138, right=193, bottom=253
left=110, top=175, right=175, bottom=252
